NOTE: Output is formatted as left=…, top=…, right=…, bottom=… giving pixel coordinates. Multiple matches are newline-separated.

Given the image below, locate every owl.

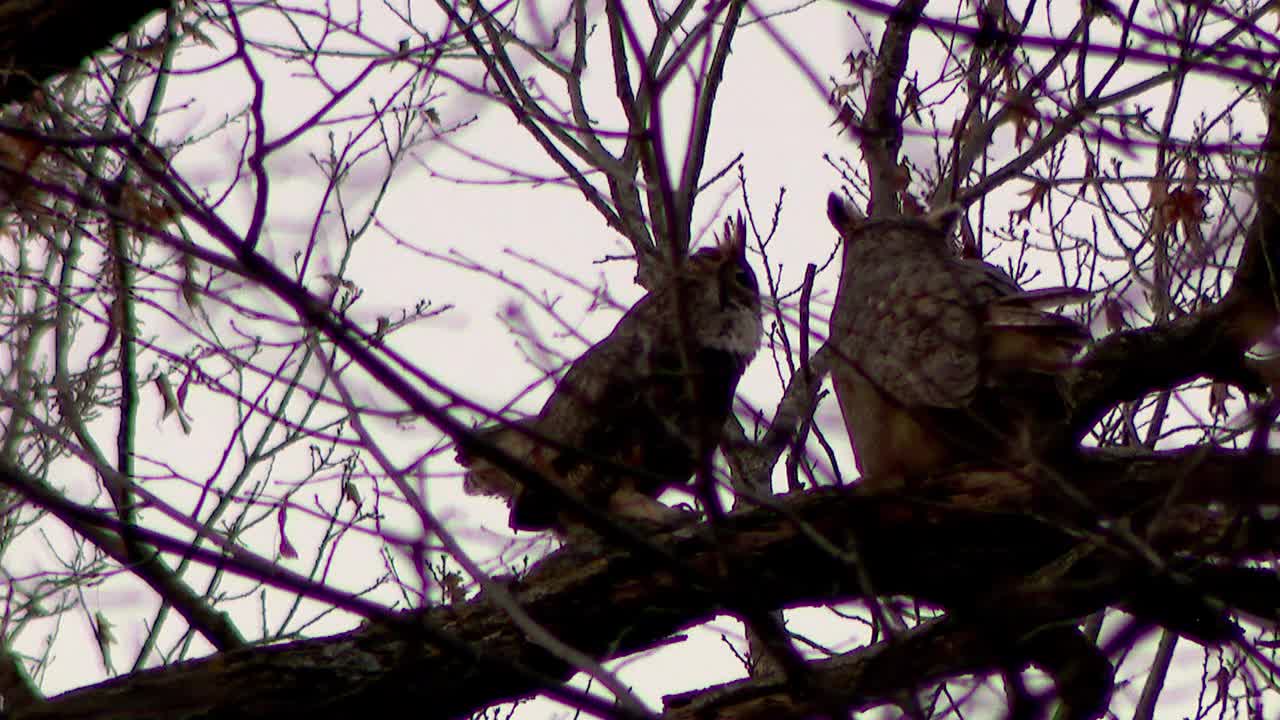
left=458, top=215, right=762, bottom=533
left=825, top=193, right=1091, bottom=484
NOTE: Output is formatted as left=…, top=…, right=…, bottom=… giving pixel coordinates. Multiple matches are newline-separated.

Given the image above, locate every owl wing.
left=965, top=260, right=1092, bottom=375
left=827, top=193, right=1090, bottom=482
left=537, top=284, right=736, bottom=502
left=459, top=289, right=702, bottom=531
left=461, top=217, right=760, bottom=532
left=843, top=222, right=984, bottom=409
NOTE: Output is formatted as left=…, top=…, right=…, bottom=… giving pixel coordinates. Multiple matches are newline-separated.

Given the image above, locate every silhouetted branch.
left=14, top=446, right=1280, bottom=719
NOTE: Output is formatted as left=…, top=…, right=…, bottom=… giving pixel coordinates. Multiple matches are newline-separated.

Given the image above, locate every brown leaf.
left=1148, top=179, right=1172, bottom=234
left=0, top=133, right=46, bottom=174
left=844, top=50, right=869, bottom=76
left=1102, top=297, right=1127, bottom=332
left=1208, top=382, right=1232, bottom=421
left=119, top=184, right=163, bottom=226
left=441, top=571, right=467, bottom=604
left=903, top=81, right=922, bottom=124
left=893, top=161, right=913, bottom=193
left=93, top=611, right=116, bottom=649
left=342, top=480, right=363, bottom=507
left=1170, top=185, right=1209, bottom=254
left=180, top=20, right=216, bottom=48
left=180, top=254, right=201, bottom=311
left=1004, top=96, right=1041, bottom=148
left=1079, top=151, right=1099, bottom=198
left=278, top=505, right=299, bottom=559
left=154, top=374, right=191, bottom=434
left=176, top=365, right=193, bottom=409
left=831, top=101, right=858, bottom=136
left=320, top=273, right=357, bottom=292
left=1012, top=180, right=1050, bottom=222
left=92, top=297, right=122, bottom=359
left=155, top=376, right=177, bottom=420
left=129, top=38, right=169, bottom=63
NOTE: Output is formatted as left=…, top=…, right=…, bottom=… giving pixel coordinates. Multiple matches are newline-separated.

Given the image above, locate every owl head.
left=688, top=213, right=758, bottom=308
left=682, top=213, right=762, bottom=359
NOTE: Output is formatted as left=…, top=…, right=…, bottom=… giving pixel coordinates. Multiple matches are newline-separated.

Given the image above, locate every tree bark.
left=0, top=1, right=169, bottom=104
left=14, top=447, right=1280, bottom=720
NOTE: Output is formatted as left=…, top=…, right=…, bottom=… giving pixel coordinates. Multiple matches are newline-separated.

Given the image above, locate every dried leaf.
left=893, top=161, right=913, bottom=193
left=320, top=273, right=357, bottom=291
left=154, top=374, right=191, bottom=434
left=0, top=133, right=46, bottom=174
left=92, top=297, right=122, bottom=359
left=844, top=50, right=869, bottom=77
left=130, top=38, right=169, bottom=63
left=1170, top=185, right=1209, bottom=254
left=903, top=81, right=922, bottom=124
left=1079, top=151, right=1099, bottom=198
left=176, top=365, right=193, bottom=408
left=1003, top=95, right=1041, bottom=148
left=278, top=505, right=299, bottom=559
left=1102, top=297, right=1127, bottom=332
left=1209, top=382, right=1232, bottom=421
left=959, top=221, right=980, bottom=260
left=180, top=20, right=216, bottom=48
left=0, top=131, right=47, bottom=208
left=180, top=254, right=201, bottom=311
left=441, top=571, right=466, bottom=604
left=155, top=376, right=178, bottom=420
left=831, top=101, right=858, bottom=136
left=1148, top=179, right=1172, bottom=234
left=342, top=480, right=363, bottom=507
left=93, top=611, right=116, bottom=649
left=1012, top=180, right=1050, bottom=222
left=121, top=184, right=178, bottom=227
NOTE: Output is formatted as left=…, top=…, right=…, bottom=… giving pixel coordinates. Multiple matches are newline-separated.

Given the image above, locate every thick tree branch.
left=664, top=619, right=1122, bottom=720
left=859, top=0, right=927, bottom=218
left=16, top=447, right=1280, bottom=720
left=1066, top=70, right=1280, bottom=432
left=0, top=0, right=168, bottom=103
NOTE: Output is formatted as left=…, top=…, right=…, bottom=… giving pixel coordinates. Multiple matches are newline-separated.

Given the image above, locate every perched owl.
left=825, top=193, right=1091, bottom=484
left=458, top=215, right=762, bottom=533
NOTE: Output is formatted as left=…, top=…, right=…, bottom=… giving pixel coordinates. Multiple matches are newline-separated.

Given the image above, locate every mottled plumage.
left=826, top=193, right=1091, bottom=483
left=459, top=216, right=762, bottom=532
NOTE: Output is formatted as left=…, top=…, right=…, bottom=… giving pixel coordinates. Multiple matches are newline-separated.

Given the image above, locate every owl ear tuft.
left=826, top=192, right=865, bottom=236
left=715, top=212, right=746, bottom=257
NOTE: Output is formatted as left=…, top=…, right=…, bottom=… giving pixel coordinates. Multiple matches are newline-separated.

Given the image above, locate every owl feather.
left=458, top=215, right=762, bottom=532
